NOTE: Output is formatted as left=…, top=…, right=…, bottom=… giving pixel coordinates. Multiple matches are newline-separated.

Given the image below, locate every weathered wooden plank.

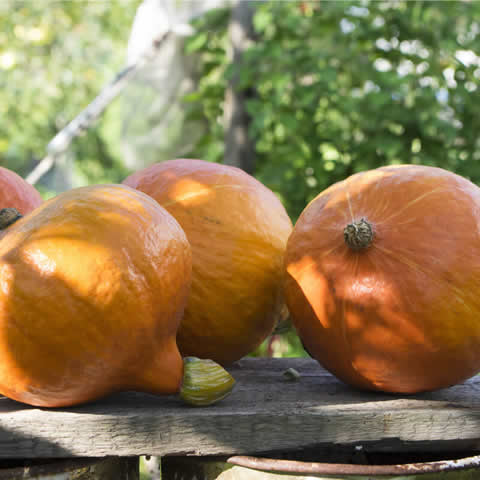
left=0, top=358, right=478, bottom=458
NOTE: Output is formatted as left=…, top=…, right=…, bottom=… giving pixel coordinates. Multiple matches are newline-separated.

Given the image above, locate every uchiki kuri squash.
left=0, top=184, right=234, bottom=407
left=285, top=164, right=480, bottom=393
left=0, top=166, right=42, bottom=215
left=124, top=159, right=293, bottom=365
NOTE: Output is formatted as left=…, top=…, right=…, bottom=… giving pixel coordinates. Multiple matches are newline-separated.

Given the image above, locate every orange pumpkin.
left=124, top=159, right=293, bottom=365
left=0, top=184, right=192, bottom=407
left=0, top=167, right=42, bottom=215
left=285, top=164, right=480, bottom=393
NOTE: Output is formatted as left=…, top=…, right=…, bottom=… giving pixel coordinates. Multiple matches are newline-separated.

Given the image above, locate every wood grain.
left=0, top=358, right=478, bottom=458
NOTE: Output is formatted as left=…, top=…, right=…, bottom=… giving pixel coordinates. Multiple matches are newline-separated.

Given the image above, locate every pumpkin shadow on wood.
left=0, top=419, right=72, bottom=459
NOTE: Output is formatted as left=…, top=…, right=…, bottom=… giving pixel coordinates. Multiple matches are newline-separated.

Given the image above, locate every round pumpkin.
left=123, top=159, right=293, bottom=365
left=0, top=166, right=42, bottom=215
left=0, top=184, right=192, bottom=407
left=285, top=164, right=480, bottom=393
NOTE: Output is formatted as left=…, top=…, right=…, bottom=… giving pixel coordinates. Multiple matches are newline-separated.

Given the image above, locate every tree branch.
left=27, top=29, right=175, bottom=185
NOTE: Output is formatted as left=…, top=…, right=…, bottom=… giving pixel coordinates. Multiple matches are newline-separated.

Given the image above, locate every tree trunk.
left=223, top=0, right=256, bottom=174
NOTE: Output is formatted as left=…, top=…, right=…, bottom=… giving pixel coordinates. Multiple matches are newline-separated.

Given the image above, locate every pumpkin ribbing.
left=285, top=164, right=480, bottom=393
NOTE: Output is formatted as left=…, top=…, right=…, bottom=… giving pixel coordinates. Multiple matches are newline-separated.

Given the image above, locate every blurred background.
left=2, top=0, right=480, bottom=360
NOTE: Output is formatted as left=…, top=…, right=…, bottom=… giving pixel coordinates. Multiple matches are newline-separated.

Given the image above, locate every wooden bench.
left=0, top=358, right=479, bottom=478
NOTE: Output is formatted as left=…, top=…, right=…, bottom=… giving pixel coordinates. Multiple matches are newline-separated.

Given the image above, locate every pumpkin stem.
left=0, top=208, right=22, bottom=230
left=344, top=218, right=374, bottom=251
left=179, top=357, right=235, bottom=406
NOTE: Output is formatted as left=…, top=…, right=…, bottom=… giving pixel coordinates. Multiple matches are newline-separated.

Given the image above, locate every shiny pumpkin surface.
left=124, top=159, right=293, bottom=365
left=0, top=184, right=191, bottom=407
left=285, top=164, right=480, bottom=393
left=0, top=167, right=42, bottom=215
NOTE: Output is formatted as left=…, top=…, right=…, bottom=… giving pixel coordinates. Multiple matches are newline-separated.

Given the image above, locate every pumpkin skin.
left=124, top=159, right=293, bottom=365
left=285, top=164, right=480, bottom=393
left=0, top=167, right=42, bottom=215
left=0, top=184, right=191, bottom=407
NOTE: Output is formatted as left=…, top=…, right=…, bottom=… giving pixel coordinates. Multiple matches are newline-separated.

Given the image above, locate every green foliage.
left=0, top=0, right=139, bottom=185
left=250, top=329, right=308, bottom=359
left=182, top=6, right=231, bottom=165
left=183, top=1, right=480, bottom=220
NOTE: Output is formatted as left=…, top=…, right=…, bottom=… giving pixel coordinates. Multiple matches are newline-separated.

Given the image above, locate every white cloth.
left=121, top=0, right=231, bottom=168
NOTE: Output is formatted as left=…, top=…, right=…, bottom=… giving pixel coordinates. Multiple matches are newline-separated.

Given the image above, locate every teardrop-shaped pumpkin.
left=285, top=164, right=480, bottom=393
left=0, top=184, right=192, bottom=407
left=124, top=159, right=293, bottom=365
left=0, top=166, right=42, bottom=215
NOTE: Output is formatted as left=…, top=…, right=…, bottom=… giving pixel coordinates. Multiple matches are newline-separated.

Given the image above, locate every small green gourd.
left=180, top=357, right=236, bottom=406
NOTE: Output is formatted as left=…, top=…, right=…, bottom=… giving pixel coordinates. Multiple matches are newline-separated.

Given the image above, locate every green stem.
left=0, top=208, right=22, bottom=230
left=344, top=218, right=374, bottom=251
